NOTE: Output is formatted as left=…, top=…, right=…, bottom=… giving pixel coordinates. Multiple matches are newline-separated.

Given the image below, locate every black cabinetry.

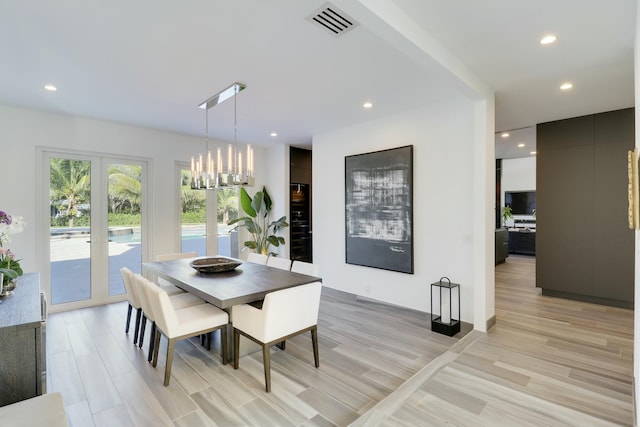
left=508, top=230, right=535, bottom=255
left=536, top=108, right=634, bottom=308
left=290, top=147, right=312, bottom=262
left=290, top=183, right=312, bottom=262
left=495, top=228, right=508, bottom=264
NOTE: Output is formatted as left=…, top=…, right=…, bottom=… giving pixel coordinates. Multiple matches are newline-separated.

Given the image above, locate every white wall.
left=502, top=157, right=536, bottom=193
left=0, top=103, right=265, bottom=281
left=313, top=97, right=478, bottom=323
left=265, top=144, right=290, bottom=259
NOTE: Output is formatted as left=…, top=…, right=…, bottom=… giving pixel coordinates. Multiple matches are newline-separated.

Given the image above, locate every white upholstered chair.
left=232, top=281, right=322, bottom=392
left=120, top=267, right=143, bottom=344
left=143, top=277, right=229, bottom=386
left=247, top=252, right=268, bottom=265
left=133, top=273, right=204, bottom=361
left=266, top=256, right=292, bottom=271
left=290, top=260, right=320, bottom=277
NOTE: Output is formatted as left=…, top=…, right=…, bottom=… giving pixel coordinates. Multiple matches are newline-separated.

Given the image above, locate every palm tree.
left=108, top=164, right=142, bottom=214
left=217, top=189, right=238, bottom=224
left=181, top=188, right=206, bottom=213
left=50, top=158, right=91, bottom=228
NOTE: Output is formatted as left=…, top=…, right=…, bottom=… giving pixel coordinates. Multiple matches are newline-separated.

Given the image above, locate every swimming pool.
left=109, top=229, right=206, bottom=244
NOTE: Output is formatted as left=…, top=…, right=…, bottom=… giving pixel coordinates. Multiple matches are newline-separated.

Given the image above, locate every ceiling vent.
left=306, top=3, right=359, bottom=37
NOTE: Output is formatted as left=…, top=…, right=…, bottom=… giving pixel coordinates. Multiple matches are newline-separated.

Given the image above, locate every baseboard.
left=541, top=289, right=633, bottom=310
left=486, top=315, right=496, bottom=331
left=633, top=375, right=637, bottom=427
left=355, top=294, right=474, bottom=338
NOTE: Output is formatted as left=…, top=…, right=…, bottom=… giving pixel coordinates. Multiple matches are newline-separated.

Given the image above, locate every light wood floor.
left=46, top=255, right=634, bottom=426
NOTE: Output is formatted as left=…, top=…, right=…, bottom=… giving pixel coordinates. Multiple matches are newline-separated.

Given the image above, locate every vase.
left=3, top=280, right=15, bottom=294
left=0, top=275, right=15, bottom=297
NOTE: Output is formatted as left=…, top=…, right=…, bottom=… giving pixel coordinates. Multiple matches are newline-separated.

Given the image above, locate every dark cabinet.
left=495, top=228, right=509, bottom=264
left=0, top=273, right=44, bottom=406
left=290, top=147, right=312, bottom=262
left=508, top=231, right=535, bottom=255
left=536, top=108, right=634, bottom=307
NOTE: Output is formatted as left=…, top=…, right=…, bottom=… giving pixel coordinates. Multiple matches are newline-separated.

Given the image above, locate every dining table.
left=142, top=256, right=323, bottom=359
left=142, top=257, right=322, bottom=309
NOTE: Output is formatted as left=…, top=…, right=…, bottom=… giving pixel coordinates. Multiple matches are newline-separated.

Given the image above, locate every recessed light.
left=270, top=132, right=278, bottom=137
left=530, top=151, right=537, bottom=155
left=501, top=132, right=510, bottom=138
left=540, top=35, right=557, bottom=45
left=518, top=143, right=525, bottom=148
left=44, top=84, right=57, bottom=91
left=560, top=82, right=573, bottom=90
left=363, top=102, right=373, bottom=109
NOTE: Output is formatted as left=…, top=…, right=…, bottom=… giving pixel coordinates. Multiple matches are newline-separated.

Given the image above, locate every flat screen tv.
left=505, top=191, right=536, bottom=215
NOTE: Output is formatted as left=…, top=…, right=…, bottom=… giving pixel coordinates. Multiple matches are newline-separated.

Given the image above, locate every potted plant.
left=228, top=186, right=289, bottom=256
left=502, top=205, right=513, bottom=228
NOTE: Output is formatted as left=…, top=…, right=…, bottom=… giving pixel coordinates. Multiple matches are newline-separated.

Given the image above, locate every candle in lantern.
left=441, top=291, right=451, bottom=324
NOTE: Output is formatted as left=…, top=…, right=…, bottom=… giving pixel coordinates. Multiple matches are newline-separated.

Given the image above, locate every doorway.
left=41, top=150, right=148, bottom=310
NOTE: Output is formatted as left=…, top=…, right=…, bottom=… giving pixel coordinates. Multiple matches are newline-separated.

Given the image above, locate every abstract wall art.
left=345, top=145, right=414, bottom=273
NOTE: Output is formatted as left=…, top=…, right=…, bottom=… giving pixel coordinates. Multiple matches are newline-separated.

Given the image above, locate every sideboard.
left=0, top=273, right=45, bottom=406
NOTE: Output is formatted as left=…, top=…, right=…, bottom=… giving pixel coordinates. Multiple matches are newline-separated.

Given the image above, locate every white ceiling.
left=0, top=0, right=636, bottom=158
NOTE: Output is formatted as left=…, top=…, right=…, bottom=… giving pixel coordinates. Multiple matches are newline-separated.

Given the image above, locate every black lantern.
left=430, top=277, right=460, bottom=336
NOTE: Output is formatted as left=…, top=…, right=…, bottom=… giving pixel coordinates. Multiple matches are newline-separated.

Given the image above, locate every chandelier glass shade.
left=191, top=82, right=255, bottom=189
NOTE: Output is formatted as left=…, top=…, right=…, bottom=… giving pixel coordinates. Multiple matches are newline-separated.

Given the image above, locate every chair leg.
left=311, top=326, right=319, bottom=368
left=206, top=332, right=212, bottom=351
left=139, top=315, right=147, bottom=349
left=277, top=341, right=286, bottom=350
left=125, top=303, right=132, bottom=333
left=233, top=328, right=240, bottom=369
left=220, top=327, right=227, bottom=365
left=262, top=344, right=271, bottom=392
left=164, top=338, right=176, bottom=386
left=152, top=330, right=161, bottom=367
left=133, top=308, right=142, bottom=345
left=147, top=322, right=156, bottom=362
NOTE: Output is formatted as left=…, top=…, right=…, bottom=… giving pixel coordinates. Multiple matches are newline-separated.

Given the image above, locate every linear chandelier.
left=190, top=82, right=255, bottom=190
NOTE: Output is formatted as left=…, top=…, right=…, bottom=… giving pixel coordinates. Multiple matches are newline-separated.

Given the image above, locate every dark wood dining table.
left=142, top=257, right=322, bottom=310
left=142, top=257, right=322, bottom=358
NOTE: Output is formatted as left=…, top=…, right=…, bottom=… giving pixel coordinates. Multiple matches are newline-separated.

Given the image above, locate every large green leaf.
left=239, top=187, right=256, bottom=218
left=262, top=186, right=272, bottom=215
left=251, top=191, right=264, bottom=217
left=266, top=235, right=281, bottom=247
left=0, top=268, right=17, bottom=279
left=227, top=215, right=252, bottom=226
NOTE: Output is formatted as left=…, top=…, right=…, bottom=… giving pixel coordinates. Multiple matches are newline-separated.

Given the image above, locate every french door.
left=40, top=149, right=148, bottom=311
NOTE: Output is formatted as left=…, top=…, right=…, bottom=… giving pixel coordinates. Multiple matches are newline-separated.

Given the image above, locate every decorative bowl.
left=189, top=256, right=242, bottom=273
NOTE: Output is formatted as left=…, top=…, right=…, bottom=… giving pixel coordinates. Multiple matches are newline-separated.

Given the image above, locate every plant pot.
left=0, top=275, right=15, bottom=297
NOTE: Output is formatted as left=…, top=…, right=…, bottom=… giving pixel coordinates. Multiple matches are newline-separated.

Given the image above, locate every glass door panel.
left=49, top=157, right=92, bottom=304
left=108, top=162, right=143, bottom=296
left=180, top=168, right=206, bottom=255
left=217, top=188, right=238, bottom=257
